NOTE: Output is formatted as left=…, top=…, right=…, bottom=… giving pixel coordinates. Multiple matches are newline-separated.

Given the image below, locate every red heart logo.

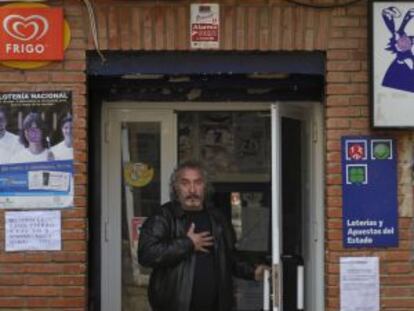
left=3, top=14, right=48, bottom=41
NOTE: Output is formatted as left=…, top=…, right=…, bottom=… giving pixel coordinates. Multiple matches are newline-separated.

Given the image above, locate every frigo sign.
left=0, top=6, right=64, bottom=61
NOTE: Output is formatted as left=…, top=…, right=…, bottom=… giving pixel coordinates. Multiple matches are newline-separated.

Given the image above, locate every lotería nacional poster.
left=0, top=91, right=73, bottom=209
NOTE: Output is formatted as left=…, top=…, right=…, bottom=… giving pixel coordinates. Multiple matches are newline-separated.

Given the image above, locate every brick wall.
left=0, top=0, right=412, bottom=309
left=0, top=0, right=88, bottom=309
left=88, top=1, right=414, bottom=308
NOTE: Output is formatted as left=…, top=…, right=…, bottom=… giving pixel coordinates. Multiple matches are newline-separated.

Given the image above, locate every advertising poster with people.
left=0, top=91, right=73, bottom=209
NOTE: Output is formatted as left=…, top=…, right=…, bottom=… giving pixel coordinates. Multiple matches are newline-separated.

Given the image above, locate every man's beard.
left=181, top=194, right=203, bottom=209
left=186, top=194, right=201, bottom=201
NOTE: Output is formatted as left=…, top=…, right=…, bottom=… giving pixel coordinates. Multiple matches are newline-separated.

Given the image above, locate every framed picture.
left=370, top=1, right=414, bottom=128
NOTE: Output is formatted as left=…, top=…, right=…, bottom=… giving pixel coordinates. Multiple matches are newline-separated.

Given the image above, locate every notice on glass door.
left=340, top=257, right=379, bottom=311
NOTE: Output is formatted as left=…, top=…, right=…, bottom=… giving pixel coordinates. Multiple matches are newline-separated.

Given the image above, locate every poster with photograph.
left=371, top=1, right=414, bottom=127
left=0, top=91, right=73, bottom=209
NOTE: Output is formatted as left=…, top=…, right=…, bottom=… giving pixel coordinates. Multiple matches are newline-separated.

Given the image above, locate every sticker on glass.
left=124, top=162, right=154, bottom=188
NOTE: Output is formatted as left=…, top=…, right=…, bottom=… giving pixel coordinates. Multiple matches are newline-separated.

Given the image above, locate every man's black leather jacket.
left=138, top=201, right=255, bottom=311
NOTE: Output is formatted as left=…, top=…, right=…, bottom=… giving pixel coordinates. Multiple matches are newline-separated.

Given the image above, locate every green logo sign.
left=373, top=142, right=391, bottom=160
left=348, top=166, right=366, bottom=184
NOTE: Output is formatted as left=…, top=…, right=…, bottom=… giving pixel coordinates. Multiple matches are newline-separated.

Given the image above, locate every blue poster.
left=341, top=136, right=398, bottom=248
left=0, top=160, right=73, bottom=209
left=0, top=91, right=73, bottom=209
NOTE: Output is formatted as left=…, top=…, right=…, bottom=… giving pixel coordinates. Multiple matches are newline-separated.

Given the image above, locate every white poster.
left=340, top=257, right=380, bottom=311
left=0, top=91, right=73, bottom=209
left=5, top=210, right=61, bottom=251
left=372, top=2, right=414, bottom=127
left=190, top=3, right=219, bottom=49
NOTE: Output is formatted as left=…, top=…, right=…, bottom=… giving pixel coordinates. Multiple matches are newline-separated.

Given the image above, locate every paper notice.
left=340, top=257, right=379, bottom=311
left=5, top=210, right=61, bottom=251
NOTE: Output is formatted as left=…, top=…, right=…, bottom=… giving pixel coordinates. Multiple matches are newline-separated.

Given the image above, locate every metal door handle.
left=297, top=265, right=304, bottom=310
left=272, top=264, right=280, bottom=310
left=281, top=254, right=305, bottom=311
left=263, top=268, right=270, bottom=311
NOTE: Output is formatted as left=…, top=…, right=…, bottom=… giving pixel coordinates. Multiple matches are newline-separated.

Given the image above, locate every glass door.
left=175, top=107, right=309, bottom=311
left=100, top=102, right=320, bottom=311
left=177, top=110, right=272, bottom=311
left=271, top=103, right=308, bottom=311
left=101, top=108, right=176, bottom=311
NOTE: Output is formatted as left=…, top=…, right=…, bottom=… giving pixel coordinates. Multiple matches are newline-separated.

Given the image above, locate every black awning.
left=87, top=51, right=325, bottom=76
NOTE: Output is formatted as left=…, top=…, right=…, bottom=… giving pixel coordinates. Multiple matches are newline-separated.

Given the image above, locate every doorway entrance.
left=100, top=101, right=324, bottom=311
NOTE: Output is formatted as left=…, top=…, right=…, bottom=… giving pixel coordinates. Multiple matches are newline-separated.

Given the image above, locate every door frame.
left=272, top=102, right=325, bottom=310
left=100, top=101, right=324, bottom=311
left=101, top=106, right=177, bottom=310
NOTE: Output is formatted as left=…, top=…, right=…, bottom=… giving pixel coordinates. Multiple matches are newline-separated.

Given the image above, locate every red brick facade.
left=0, top=0, right=412, bottom=310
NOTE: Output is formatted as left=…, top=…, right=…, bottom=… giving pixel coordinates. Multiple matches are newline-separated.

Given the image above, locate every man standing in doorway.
left=138, top=160, right=267, bottom=311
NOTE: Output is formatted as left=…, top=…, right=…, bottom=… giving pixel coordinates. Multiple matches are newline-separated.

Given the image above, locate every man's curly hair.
left=169, top=160, right=213, bottom=202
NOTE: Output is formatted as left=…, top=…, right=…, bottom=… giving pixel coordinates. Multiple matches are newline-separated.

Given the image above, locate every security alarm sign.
left=191, top=3, right=219, bottom=49
left=0, top=7, right=63, bottom=60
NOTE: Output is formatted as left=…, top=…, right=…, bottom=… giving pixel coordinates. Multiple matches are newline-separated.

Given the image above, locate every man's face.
left=175, top=167, right=205, bottom=210
left=0, top=112, right=7, bottom=134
